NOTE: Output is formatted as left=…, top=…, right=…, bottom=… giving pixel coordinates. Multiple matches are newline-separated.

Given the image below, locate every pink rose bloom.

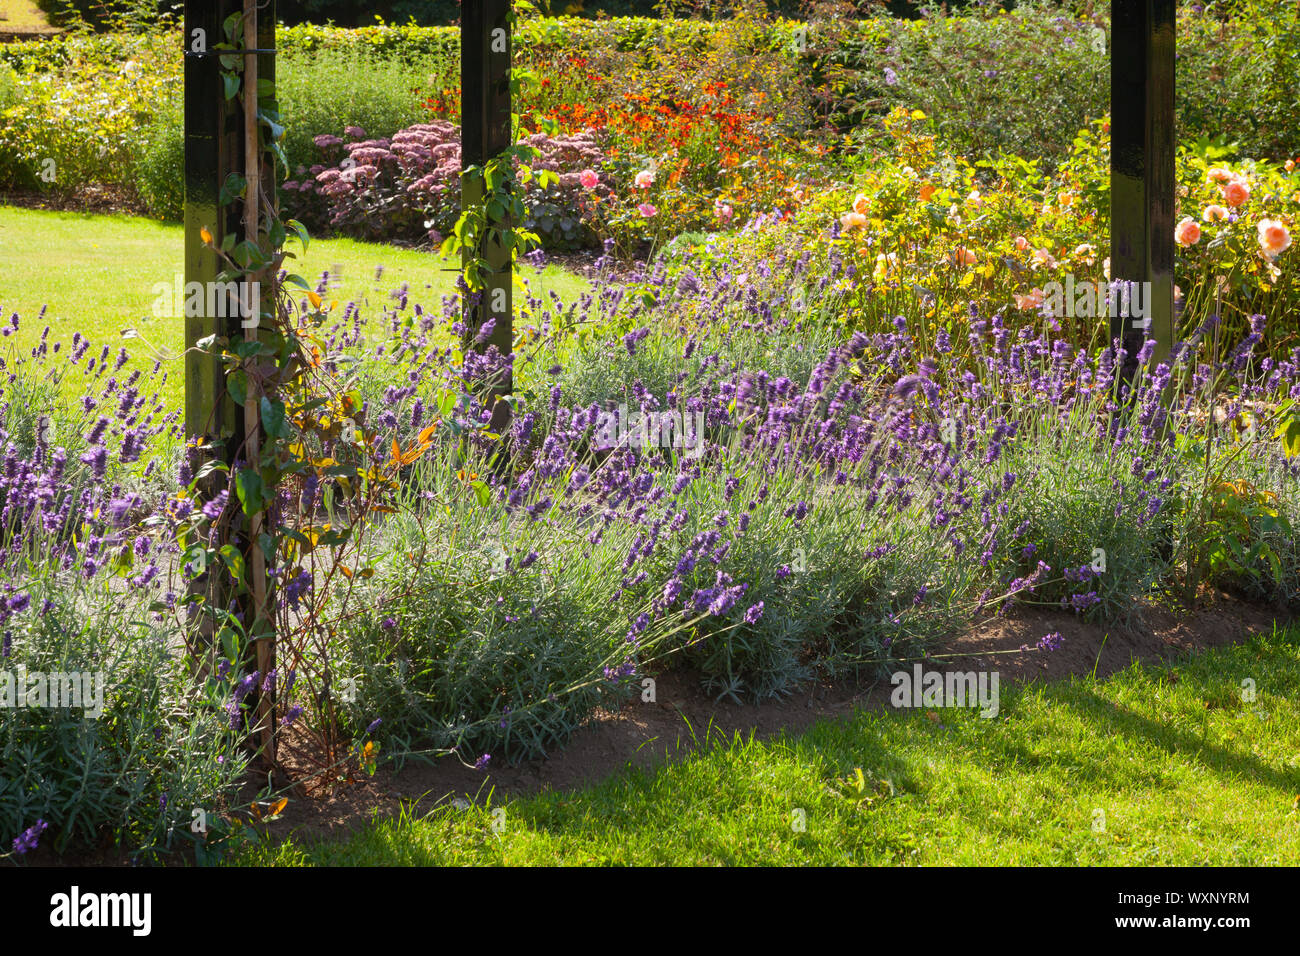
left=715, top=201, right=733, bottom=221
left=1174, top=217, right=1201, bottom=246
left=637, top=203, right=657, bottom=217
left=1014, top=288, right=1045, bottom=310
left=1257, top=218, right=1292, bottom=256
left=635, top=170, right=654, bottom=189
left=579, top=169, right=599, bottom=190
left=1014, top=236, right=1030, bottom=251
left=1222, top=180, right=1250, bottom=207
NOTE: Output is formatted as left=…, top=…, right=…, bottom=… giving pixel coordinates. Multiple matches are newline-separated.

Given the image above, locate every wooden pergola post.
left=1110, top=0, right=1176, bottom=382
left=183, top=0, right=277, bottom=761
left=461, top=0, right=514, bottom=433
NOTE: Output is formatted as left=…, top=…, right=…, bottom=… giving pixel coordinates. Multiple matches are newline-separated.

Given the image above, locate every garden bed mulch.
left=256, top=593, right=1287, bottom=852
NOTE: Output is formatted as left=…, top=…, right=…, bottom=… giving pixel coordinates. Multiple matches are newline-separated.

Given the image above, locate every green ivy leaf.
left=260, top=396, right=289, bottom=439
left=218, top=544, right=246, bottom=586
left=235, top=468, right=267, bottom=516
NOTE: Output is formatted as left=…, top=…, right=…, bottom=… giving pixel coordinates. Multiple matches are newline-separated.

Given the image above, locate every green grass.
left=236, top=625, right=1300, bottom=865
left=0, top=0, right=57, bottom=34
left=0, top=206, right=589, bottom=408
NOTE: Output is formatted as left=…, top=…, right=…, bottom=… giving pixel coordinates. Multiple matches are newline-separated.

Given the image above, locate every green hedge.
left=3, top=3, right=1298, bottom=215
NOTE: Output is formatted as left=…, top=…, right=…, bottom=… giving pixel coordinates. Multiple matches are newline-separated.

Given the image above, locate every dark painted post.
left=461, top=0, right=514, bottom=432
left=1110, top=0, right=1176, bottom=384
left=184, top=0, right=243, bottom=452
left=183, top=0, right=277, bottom=760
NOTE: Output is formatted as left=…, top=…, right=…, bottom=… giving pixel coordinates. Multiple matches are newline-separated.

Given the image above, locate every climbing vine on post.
left=178, top=0, right=448, bottom=778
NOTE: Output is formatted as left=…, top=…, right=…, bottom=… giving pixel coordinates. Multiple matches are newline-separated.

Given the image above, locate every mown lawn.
left=0, top=0, right=57, bottom=34
left=237, top=625, right=1300, bottom=866
left=0, top=206, right=589, bottom=408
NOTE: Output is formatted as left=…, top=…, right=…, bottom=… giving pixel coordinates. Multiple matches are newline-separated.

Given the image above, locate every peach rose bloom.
left=1032, top=247, right=1057, bottom=268
left=1175, top=217, right=1201, bottom=246
left=1202, top=204, right=1229, bottom=222
left=1014, top=288, right=1045, bottom=310
left=840, top=211, right=868, bottom=229
left=634, top=170, right=654, bottom=189
left=1258, top=218, right=1292, bottom=256
left=919, top=183, right=936, bottom=201
left=714, top=201, right=733, bottom=221
left=952, top=247, right=977, bottom=265
left=1208, top=167, right=1236, bottom=183
left=1222, top=180, right=1250, bottom=207
left=1014, top=235, right=1030, bottom=251
left=966, top=189, right=982, bottom=205
left=579, top=169, right=599, bottom=190
left=852, top=193, right=870, bottom=215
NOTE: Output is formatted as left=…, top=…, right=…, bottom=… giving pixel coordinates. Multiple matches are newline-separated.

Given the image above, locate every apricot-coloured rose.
left=852, top=193, right=870, bottom=215
left=1014, top=235, right=1030, bottom=251
left=1257, top=218, right=1292, bottom=256
left=1202, top=204, right=1229, bottom=222
left=1174, top=217, right=1201, bottom=246
left=1013, top=288, right=1045, bottom=310
left=839, top=211, right=868, bottom=229
left=1222, top=180, right=1250, bottom=207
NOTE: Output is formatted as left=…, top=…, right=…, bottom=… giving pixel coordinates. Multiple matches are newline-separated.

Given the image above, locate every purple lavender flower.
left=12, top=819, right=47, bottom=855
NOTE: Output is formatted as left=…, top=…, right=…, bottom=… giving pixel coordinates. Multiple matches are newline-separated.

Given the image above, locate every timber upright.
left=461, top=0, right=515, bottom=435
left=183, top=0, right=278, bottom=764
left=1110, top=0, right=1175, bottom=386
